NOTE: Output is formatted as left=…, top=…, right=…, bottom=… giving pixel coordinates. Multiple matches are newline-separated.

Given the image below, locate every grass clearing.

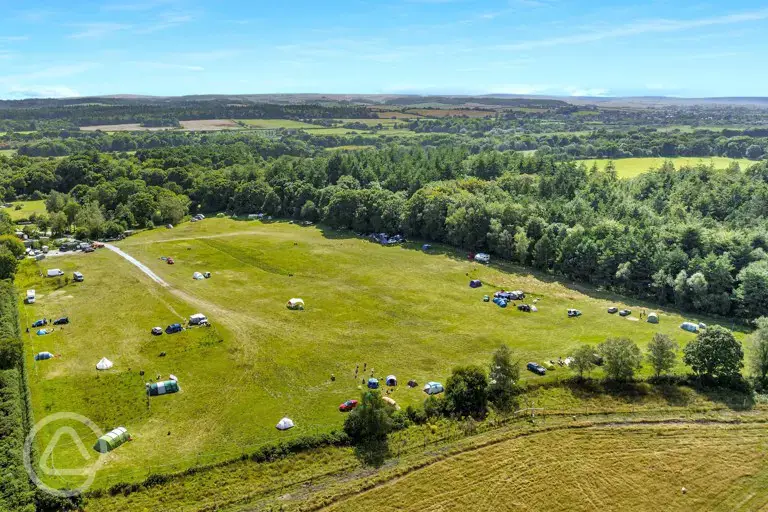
left=0, top=149, right=17, bottom=156
left=3, top=199, right=46, bottom=221
left=17, top=219, right=747, bottom=489
left=580, top=157, right=757, bottom=178
left=239, top=119, right=318, bottom=129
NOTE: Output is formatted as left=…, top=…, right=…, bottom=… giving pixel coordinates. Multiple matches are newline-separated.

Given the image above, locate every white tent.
left=276, top=417, right=295, bottom=431
left=189, top=313, right=208, bottom=325
left=96, top=357, right=113, bottom=370
left=193, top=272, right=204, bottom=280
left=286, top=298, right=305, bottom=310
left=169, top=374, right=178, bottom=382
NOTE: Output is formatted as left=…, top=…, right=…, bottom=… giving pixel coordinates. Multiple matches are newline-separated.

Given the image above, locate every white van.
left=474, top=253, right=490, bottom=264
left=25, top=290, right=35, bottom=304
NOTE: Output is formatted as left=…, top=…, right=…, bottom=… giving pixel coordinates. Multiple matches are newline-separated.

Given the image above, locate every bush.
left=405, top=404, right=427, bottom=425
left=445, top=365, right=488, bottom=418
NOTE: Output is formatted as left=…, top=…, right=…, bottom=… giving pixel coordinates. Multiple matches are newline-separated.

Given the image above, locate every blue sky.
left=1, top=0, right=767, bottom=99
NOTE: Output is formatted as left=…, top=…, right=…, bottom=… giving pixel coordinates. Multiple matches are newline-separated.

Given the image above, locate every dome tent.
left=367, top=378, right=379, bottom=389
left=286, top=298, right=305, bottom=310
left=647, top=312, right=659, bottom=324
left=383, top=396, right=400, bottom=410
left=385, top=375, right=397, bottom=387
left=193, top=272, right=204, bottom=280
left=34, top=351, right=53, bottom=361
left=96, top=357, right=113, bottom=370
left=276, top=417, right=294, bottom=430
left=423, top=382, right=444, bottom=395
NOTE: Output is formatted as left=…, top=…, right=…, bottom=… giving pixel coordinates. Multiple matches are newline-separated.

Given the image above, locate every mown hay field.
left=17, top=219, right=744, bottom=489
left=323, top=423, right=768, bottom=512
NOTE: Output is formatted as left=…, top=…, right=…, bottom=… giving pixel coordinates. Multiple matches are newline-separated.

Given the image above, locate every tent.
left=96, top=357, right=113, bottom=370
left=407, top=380, right=418, bottom=388
left=385, top=375, right=397, bottom=387
left=383, top=396, right=401, bottom=410
left=367, top=378, right=379, bottom=389
left=469, top=280, right=482, bottom=288
left=93, top=427, right=130, bottom=453
left=165, top=323, right=182, bottom=334
left=36, top=329, right=49, bottom=336
left=193, top=272, right=204, bottom=280
left=286, top=298, right=305, bottom=310
left=422, top=244, right=431, bottom=251
left=147, top=380, right=180, bottom=396
left=680, top=322, right=699, bottom=333
left=34, top=352, right=53, bottom=361
left=423, top=382, right=444, bottom=395
left=647, top=312, right=659, bottom=324
left=276, top=417, right=295, bottom=431
left=189, top=313, right=208, bottom=325
left=698, top=322, right=707, bottom=329
left=492, top=297, right=507, bottom=308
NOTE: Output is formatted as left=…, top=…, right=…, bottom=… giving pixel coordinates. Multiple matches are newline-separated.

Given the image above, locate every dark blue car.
left=165, top=323, right=182, bottom=334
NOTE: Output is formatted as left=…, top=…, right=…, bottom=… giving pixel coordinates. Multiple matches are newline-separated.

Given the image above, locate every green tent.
left=147, top=379, right=180, bottom=396
left=94, top=427, right=130, bottom=453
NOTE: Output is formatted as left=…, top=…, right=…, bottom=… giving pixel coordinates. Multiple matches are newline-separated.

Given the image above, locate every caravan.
left=25, top=289, right=35, bottom=304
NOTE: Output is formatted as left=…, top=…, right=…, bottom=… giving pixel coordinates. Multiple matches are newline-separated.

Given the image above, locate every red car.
left=167, top=258, right=175, bottom=265
left=338, top=399, right=358, bottom=412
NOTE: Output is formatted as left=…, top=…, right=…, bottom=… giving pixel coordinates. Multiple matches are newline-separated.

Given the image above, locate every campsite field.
left=18, top=219, right=746, bottom=489
left=238, top=119, right=318, bottom=129
left=4, top=199, right=46, bottom=221
left=581, top=157, right=756, bottom=178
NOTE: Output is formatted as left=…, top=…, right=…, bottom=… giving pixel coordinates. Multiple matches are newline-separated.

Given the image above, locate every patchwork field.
left=18, top=219, right=745, bottom=489
left=580, top=157, right=756, bottom=178
left=81, top=120, right=240, bottom=132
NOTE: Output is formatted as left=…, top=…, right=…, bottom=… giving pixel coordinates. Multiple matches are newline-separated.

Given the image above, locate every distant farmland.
left=581, top=157, right=757, bottom=178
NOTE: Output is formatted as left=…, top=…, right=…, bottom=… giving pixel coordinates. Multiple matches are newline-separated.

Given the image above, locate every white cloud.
left=70, top=23, right=132, bottom=39
left=102, top=0, right=179, bottom=11
left=128, top=61, right=204, bottom=71
left=495, top=8, right=768, bottom=51
left=0, top=63, right=97, bottom=83
left=489, top=84, right=552, bottom=94
left=564, top=86, right=609, bottom=97
left=5, top=85, right=81, bottom=99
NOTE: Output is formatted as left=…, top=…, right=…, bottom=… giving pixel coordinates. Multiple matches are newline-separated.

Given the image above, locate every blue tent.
left=423, top=382, right=444, bottom=395
left=367, top=378, right=379, bottom=389
left=422, top=244, right=431, bottom=251
left=36, top=329, right=48, bottom=336
left=385, top=375, right=397, bottom=386
left=492, top=297, right=507, bottom=308
left=35, top=352, right=53, bottom=361
left=469, top=280, right=482, bottom=288
left=680, top=322, right=699, bottom=333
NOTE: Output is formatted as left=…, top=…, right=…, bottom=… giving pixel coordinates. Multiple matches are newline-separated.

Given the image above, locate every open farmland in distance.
left=580, top=157, right=757, bottom=178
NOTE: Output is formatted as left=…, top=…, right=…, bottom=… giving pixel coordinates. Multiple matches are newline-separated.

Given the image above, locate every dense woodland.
left=2, top=99, right=768, bottom=321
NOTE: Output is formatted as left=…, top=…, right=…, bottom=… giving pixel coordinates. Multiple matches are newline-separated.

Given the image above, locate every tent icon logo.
left=24, top=412, right=107, bottom=498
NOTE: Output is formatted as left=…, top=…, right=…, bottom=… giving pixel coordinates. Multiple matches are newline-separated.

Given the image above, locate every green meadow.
left=17, top=219, right=742, bottom=489
left=580, top=157, right=756, bottom=178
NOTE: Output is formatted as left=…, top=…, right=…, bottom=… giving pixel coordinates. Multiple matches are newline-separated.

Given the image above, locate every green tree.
left=570, top=344, right=596, bottom=378
left=646, top=333, right=678, bottom=377
left=487, top=345, right=520, bottom=412
left=0, top=248, right=19, bottom=280
left=49, top=212, right=68, bottom=237
left=0, top=235, right=25, bottom=259
left=343, top=390, right=393, bottom=466
left=683, top=326, right=744, bottom=379
left=598, top=338, right=643, bottom=380
left=300, top=200, right=319, bottom=222
left=445, top=365, right=488, bottom=418
left=513, top=226, right=529, bottom=265
left=74, top=201, right=105, bottom=239
left=736, top=262, right=768, bottom=319
left=749, top=317, right=768, bottom=387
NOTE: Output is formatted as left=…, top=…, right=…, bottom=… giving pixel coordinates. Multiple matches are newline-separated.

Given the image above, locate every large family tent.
left=276, top=417, right=295, bottom=430
left=192, top=272, right=204, bottom=280
left=96, top=357, right=113, bottom=370
left=189, top=313, right=208, bottom=325
left=93, top=427, right=130, bottom=453
left=34, top=351, right=53, bottom=361
left=423, top=382, right=444, bottom=395
left=385, top=375, right=397, bottom=387
left=469, top=280, right=482, bottom=288
left=36, top=329, right=49, bottom=336
left=286, top=298, right=305, bottom=310
left=147, top=380, right=180, bottom=396
left=367, top=378, right=379, bottom=389
left=680, top=322, right=699, bottom=333
left=647, top=312, right=659, bottom=324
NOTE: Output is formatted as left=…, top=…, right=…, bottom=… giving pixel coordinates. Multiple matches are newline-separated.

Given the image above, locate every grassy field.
left=17, top=219, right=747, bottom=489
left=239, top=119, right=318, bottom=129
left=0, top=149, right=17, bottom=156
left=580, top=157, right=756, bottom=178
left=3, top=199, right=46, bottom=221
left=323, top=423, right=768, bottom=512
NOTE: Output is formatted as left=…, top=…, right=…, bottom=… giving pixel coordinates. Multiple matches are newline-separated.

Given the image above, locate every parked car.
left=32, top=319, right=47, bottom=327
left=73, top=272, right=84, bottom=282
left=83, top=246, right=95, bottom=253
left=567, top=308, right=582, bottom=317
left=151, top=326, right=163, bottom=336
left=338, top=399, right=359, bottom=412
left=165, top=323, right=182, bottom=334
left=619, top=309, right=631, bottom=317
left=53, top=317, right=69, bottom=325
left=527, top=362, right=546, bottom=375
left=607, top=307, right=618, bottom=314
